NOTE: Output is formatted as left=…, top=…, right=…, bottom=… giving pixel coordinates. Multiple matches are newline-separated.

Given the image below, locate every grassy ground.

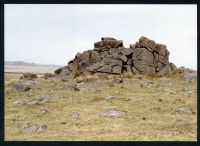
left=4, top=74, right=197, bottom=141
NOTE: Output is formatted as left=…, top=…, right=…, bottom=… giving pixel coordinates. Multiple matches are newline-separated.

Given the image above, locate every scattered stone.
left=70, top=112, right=80, bottom=119
left=64, top=83, right=76, bottom=90
left=20, top=73, right=38, bottom=80
left=24, top=124, right=47, bottom=133
left=130, top=97, right=143, bottom=102
left=106, top=95, right=114, bottom=102
left=140, top=80, right=154, bottom=88
left=15, top=96, right=59, bottom=105
left=110, top=77, right=122, bottom=84
left=74, top=80, right=115, bottom=91
left=176, top=118, right=184, bottom=122
left=11, top=82, right=31, bottom=92
left=43, top=73, right=54, bottom=79
left=97, top=109, right=126, bottom=117
left=176, top=107, right=192, bottom=113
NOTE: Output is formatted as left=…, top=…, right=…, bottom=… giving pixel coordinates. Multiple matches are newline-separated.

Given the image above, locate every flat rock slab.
left=176, top=107, right=192, bottom=113
left=24, top=124, right=47, bottom=133
left=105, top=95, right=114, bottom=102
left=69, top=112, right=80, bottom=119
left=130, top=97, right=143, bottom=102
left=15, top=96, right=59, bottom=105
left=75, top=80, right=113, bottom=91
left=97, top=109, right=126, bottom=117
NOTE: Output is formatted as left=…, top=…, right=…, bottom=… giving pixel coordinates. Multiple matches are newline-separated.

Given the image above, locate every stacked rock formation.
left=54, top=36, right=177, bottom=77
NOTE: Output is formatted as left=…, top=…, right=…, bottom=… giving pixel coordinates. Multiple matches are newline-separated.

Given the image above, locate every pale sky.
left=5, top=4, right=197, bottom=69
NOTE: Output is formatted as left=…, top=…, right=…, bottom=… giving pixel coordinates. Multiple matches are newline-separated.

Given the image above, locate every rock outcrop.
left=55, top=36, right=177, bottom=77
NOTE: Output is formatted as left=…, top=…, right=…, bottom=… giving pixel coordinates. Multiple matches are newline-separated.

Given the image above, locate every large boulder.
left=97, top=65, right=112, bottom=73
left=112, top=66, right=122, bottom=74
left=94, top=38, right=123, bottom=48
left=139, top=36, right=156, bottom=51
left=133, top=61, right=155, bottom=73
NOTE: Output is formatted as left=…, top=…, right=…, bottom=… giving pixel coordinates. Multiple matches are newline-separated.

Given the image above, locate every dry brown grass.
left=4, top=69, right=197, bottom=141
left=121, top=72, right=134, bottom=79
left=5, top=79, right=22, bottom=87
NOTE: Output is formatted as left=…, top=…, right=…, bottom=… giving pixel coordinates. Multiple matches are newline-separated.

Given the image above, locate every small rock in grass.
left=176, top=107, right=192, bottom=113
left=25, top=124, right=47, bottom=133
left=12, top=83, right=31, bottom=92
left=130, top=97, right=143, bottom=102
left=106, top=95, right=114, bottom=102
left=97, top=109, right=126, bottom=117
left=70, top=112, right=80, bottom=119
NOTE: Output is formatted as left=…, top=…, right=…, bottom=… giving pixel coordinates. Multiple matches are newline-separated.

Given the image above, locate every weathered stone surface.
left=132, top=66, right=140, bottom=74
left=133, top=61, right=155, bottom=73
left=101, top=37, right=116, bottom=41
left=102, top=58, right=122, bottom=67
left=158, top=55, right=169, bottom=65
left=54, top=67, right=64, bottom=74
left=90, top=52, right=101, bottom=63
left=127, top=59, right=132, bottom=65
left=137, top=49, right=154, bottom=63
left=154, top=52, right=159, bottom=63
left=69, top=112, right=80, bottom=119
left=130, top=44, right=136, bottom=49
left=155, top=44, right=167, bottom=56
left=121, top=48, right=133, bottom=56
left=130, top=97, right=143, bottom=102
left=176, top=107, right=192, bottom=113
left=124, top=65, right=132, bottom=73
left=170, top=62, right=177, bottom=70
left=15, top=96, right=59, bottom=105
left=106, top=95, right=114, bottom=102
left=121, top=55, right=128, bottom=62
left=155, top=62, right=164, bottom=72
left=139, top=36, right=148, bottom=42
left=94, top=39, right=123, bottom=48
left=158, top=65, right=171, bottom=75
left=87, top=62, right=104, bottom=72
left=97, top=109, right=126, bottom=117
left=76, top=51, right=90, bottom=63
left=112, top=66, right=122, bottom=74
left=132, top=48, right=144, bottom=60
left=140, top=37, right=156, bottom=51
left=97, top=65, right=112, bottom=73
left=24, top=124, right=47, bottom=133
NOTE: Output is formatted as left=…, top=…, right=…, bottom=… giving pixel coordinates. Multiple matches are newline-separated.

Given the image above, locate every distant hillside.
left=5, top=61, right=61, bottom=67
